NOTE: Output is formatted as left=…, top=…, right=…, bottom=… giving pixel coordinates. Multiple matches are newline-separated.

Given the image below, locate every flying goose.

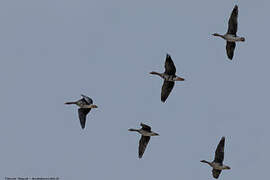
left=65, top=94, right=98, bottom=129
left=129, top=123, right=159, bottom=158
left=150, top=54, right=184, bottom=102
left=212, top=5, right=245, bottom=60
left=200, top=137, right=231, bottom=179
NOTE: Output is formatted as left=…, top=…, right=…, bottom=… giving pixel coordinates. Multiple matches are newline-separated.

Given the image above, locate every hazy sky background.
left=0, top=0, right=269, bottom=179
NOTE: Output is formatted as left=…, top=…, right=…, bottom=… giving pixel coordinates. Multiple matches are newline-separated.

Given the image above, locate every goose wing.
left=214, top=137, right=225, bottom=163
left=227, top=5, right=238, bottom=35
left=212, top=169, right=222, bottom=179
left=226, top=41, right=236, bottom=60
left=139, top=136, right=150, bottom=158
left=140, top=123, right=151, bottom=131
left=161, top=80, right=175, bottom=102
left=78, top=108, right=91, bottom=129
left=81, top=94, right=93, bottom=104
left=164, top=54, right=176, bottom=75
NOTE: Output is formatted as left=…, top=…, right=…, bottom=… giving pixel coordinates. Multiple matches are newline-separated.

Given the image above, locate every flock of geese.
left=65, top=5, right=244, bottom=179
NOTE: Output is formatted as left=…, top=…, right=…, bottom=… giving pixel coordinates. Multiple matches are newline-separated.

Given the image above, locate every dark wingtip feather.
left=219, top=136, right=225, bottom=143
left=221, top=136, right=225, bottom=140
left=140, top=122, right=149, bottom=127
left=218, top=136, right=225, bottom=147
left=233, top=5, right=238, bottom=14
left=221, top=136, right=225, bottom=142
left=81, top=125, right=85, bottom=129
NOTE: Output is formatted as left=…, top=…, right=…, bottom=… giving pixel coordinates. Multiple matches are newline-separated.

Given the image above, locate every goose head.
left=212, top=33, right=222, bottom=37
left=150, top=71, right=160, bottom=75
left=200, top=160, right=212, bottom=165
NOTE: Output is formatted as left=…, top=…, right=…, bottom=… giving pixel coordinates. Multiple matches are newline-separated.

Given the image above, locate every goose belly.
left=163, top=74, right=176, bottom=82
left=225, top=34, right=242, bottom=42
left=212, top=163, right=224, bottom=170
left=139, top=130, right=155, bottom=136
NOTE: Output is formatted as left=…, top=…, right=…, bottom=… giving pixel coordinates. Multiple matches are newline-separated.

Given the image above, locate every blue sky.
left=0, top=0, right=269, bottom=179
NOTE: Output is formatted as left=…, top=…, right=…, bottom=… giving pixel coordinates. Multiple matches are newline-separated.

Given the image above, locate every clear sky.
left=0, top=0, right=269, bottom=179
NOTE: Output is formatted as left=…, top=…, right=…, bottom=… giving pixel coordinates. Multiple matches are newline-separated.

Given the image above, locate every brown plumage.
left=150, top=54, right=184, bottom=102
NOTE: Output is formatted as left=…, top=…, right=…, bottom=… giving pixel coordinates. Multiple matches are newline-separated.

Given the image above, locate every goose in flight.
left=150, top=54, right=184, bottom=102
left=129, top=123, right=159, bottom=158
left=200, top=137, right=231, bottom=179
left=212, top=5, right=245, bottom=60
left=65, top=94, right=98, bottom=129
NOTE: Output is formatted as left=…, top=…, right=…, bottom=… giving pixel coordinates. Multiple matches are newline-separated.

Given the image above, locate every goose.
left=200, top=137, right=231, bottom=179
left=129, top=123, right=159, bottom=158
left=212, top=5, right=245, bottom=60
left=150, top=54, right=184, bottom=102
left=65, top=94, right=98, bottom=129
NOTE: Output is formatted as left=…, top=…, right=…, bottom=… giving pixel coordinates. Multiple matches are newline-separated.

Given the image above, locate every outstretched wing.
left=164, top=54, right=176, bottom=75
left=227, top=5, right=238, bottom=35
left=140, top=123, right=151, bottom=131
left=161, top=81, right=175, bottom=102
left=78, top=108, right=91, bottom=129
left=214, top=137, right=225, bottom=163
left=212, top=169, right=222, bottom=179
left=81, top=94, right=93, bottom=104
left=139, top=136, right=150, bottom=158
left=226, top=41, right=236, bottom=60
